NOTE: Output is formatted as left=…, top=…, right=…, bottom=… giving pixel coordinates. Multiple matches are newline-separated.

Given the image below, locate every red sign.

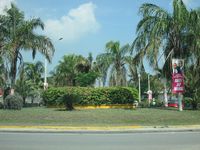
left=172, top=73, right=184, bottom=93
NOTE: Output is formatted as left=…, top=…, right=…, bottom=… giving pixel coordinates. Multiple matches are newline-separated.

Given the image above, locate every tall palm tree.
left=96, top=41, right=129, bottom=86
left=183, top=9, right=200, bottom=108
left=1, top=3, right=54, bottom=87
left=24, top=61, right=44, bottom=85
left=131, top=0, right=191, bottom=79
left=125, top=56, right=139, bottom=87
left=94, top=54, right=109, bottom=87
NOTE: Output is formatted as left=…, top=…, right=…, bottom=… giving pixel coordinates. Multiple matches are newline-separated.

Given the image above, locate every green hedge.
left=42, top=87, right=138, bottom=106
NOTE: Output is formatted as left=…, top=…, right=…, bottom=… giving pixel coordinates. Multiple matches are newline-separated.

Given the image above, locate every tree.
left=131, top=0, right=191, bottom=79
left=75, top=71, right=98, bottom=87
left=1, top=3, right=54, bottom=87
left=51, top=54, right=86, bottom=86
left=15, top=67, right=33, bottom=105
left=24, top=61, right=44, bottom=86
left=51, top=53, right=99, bottom=87
left=15, top=61, right=44, bottom=105
left=96, top=41, right=130, bottom=86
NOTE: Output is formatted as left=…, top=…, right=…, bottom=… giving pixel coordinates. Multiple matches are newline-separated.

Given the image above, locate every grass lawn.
left=0, top=107, right=200, bottom=126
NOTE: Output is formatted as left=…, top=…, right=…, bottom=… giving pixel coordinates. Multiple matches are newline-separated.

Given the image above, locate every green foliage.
left=3, top=87, right=10, bottom=100
left=183, top=97, right=192, bottom=108
left=140, top=99, right=163, bottom=108
left=56, top=93, right=80, bottom=110
left=106, top=87, right=134, bottom=104
left=42, top=87, right=66, bottom=105
left=191, top=90, right=200, bottom=110
left=50, top=54, right=98, bottom=87
left=96, top=41, right=130, bottom=86
left=151, top=99, right=163, bottom=107
left=1, top=3, right=54, bottom=86
left=0, top=102, right=3, bottom=109
left=42, top=87, right=138, bottom=106
left=4, top=93, right=23, bottom=110
left=124, top=87, right=139, bottom=101
left=75, top=72, right=99, bottom=87
left=139, top=100, right=149, bottom=108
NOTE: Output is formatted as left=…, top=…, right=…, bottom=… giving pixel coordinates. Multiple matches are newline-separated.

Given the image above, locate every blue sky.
left=0, top=0, right=200, bottom=73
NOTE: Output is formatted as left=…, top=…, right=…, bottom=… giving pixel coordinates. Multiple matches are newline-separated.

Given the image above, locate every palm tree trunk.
left=116, top=71, right=121, bottom=86
left=10, top=54, right=18, bottom=88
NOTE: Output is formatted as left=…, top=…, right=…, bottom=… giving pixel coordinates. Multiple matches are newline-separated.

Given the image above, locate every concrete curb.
left=0, top=125, right=200, bottom=133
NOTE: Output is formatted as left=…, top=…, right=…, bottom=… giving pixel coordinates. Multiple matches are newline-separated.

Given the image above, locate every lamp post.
left=43, top=37, right=63, bottom=90
left=138, top=73, right=141, bottom=103
left=43, top=58, right=48, bottom=90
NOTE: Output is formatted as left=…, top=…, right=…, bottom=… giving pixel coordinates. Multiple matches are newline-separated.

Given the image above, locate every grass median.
left=0, top=107, right=200, bottom=126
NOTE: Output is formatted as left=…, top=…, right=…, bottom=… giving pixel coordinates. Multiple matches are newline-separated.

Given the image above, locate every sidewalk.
left=0, top=125, right=200, bottom=133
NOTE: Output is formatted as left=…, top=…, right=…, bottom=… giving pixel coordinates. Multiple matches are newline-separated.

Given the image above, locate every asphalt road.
left=0, top=132, right=200, bottom=150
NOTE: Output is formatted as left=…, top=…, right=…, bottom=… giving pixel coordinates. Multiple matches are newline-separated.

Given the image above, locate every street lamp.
left=138, top=73, right=141, bottom=103
left=43, top=58, right=48, bottom=90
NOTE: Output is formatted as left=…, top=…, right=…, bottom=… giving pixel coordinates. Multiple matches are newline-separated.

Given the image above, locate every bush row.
left=42, top=87, right=138, bottom=106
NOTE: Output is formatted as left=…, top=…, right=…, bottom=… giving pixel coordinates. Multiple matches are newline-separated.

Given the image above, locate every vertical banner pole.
left=178, top=93, right=183, bottom=111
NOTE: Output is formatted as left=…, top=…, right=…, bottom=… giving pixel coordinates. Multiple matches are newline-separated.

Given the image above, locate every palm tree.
left=184, top=9, right=200, bottom=108
left=125, top=56, right=139, bottom=87
left=94, top=55, right=109, bottom=87
left=96, top=41, right=129, bottom=86
left=1, top=3, right=54, bottom=87
left=131, top=0, right=191, bottom=79
left=51, top=54, right=86, bottom=86
left=24, top=61, right=44, bottom=86
left=15, top=61, right=44, bottom=105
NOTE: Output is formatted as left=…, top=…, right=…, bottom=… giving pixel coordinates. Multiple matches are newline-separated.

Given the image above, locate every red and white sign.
left=172, top=73, right=184, bottom=93
left=172, top=59, right=184, bottom=94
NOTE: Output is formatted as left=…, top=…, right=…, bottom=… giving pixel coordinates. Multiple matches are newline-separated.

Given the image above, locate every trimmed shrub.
left=124, top=87, right=139, bottom=101
left=42, top=87, right=138, bottom=106
left=56, top=93, right=80, bottom=110
left=4, top=93, right=23, bottom=110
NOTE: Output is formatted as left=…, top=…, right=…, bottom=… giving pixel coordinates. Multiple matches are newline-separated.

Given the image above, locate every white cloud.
left=0, top=0, right=15, bottom=14
left=45, top=2, right=100, bottom=43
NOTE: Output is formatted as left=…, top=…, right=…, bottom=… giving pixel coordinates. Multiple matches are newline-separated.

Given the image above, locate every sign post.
left=172, top=59, right=184, bottom=111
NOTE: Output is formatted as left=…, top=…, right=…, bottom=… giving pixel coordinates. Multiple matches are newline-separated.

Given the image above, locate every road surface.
left=0, top=131, right=200, bottom=150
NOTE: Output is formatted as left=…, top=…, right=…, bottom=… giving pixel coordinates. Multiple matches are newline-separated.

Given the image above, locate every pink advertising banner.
left=172, top=73, right=184, bottom=93
left=172, top=59, right=184, bottom=94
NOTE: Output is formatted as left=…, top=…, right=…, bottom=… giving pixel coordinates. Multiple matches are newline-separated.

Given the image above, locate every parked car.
left=168, top=96, right=184, bottom=108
